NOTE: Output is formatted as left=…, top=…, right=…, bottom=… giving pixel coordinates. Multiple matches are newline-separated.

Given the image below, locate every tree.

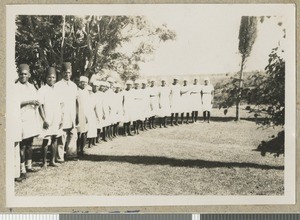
left=236, top=16, right=258, bottom=120
left=15, top=15, right=176, bottom=87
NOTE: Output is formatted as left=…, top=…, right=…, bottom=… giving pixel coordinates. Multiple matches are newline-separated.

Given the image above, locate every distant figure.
left=141, top=80, right=151, bottom=131
left=158, top=78, right=171, bottom=128
left=170, top=77, right=181, bottom=126
left=202, top=77, right=214, bottom=123
left=123, top=80, right=135, bottom=136
left=190, top=78, right=202, bottom=123
left=180, top=79, right=191, bottom=124
left=148, top=79, right=159, bottom=129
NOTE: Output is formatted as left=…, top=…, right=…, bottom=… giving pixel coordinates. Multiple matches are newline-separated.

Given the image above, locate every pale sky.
left=136, top=11, right=285, bottom=76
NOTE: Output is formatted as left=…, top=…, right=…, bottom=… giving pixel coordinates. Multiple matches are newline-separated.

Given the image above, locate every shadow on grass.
left=80, top=154, right=284, bottom=170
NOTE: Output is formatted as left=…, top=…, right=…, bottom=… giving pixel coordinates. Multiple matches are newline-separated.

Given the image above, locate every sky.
left=134, top=10, right=285, bottom=77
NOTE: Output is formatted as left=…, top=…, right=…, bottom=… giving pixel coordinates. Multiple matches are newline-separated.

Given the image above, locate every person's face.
left=134, top=83, right=139, bottom=89
left=161, top=81, right=166, bottom=86
left=142, top=83, right=146, bottom=89
left=92, top=85, right=99, bottom=93
left=63, top=70, right=72, bottom=81
left=204, top=80, right=208, bottom=85
left=109, top=82, right=114, bottom=88
left=173, top=79, right=178, bottom=84
left=115, top=87, right=120, bottom=93
left=74, top=77, right=80, bottom=86
left=46, top=73, right=56, bottom=86
left=194, top=79, right=198, bottom=84
left=18, top=70, right=30, bottom=84
left=183, top=80, right=187, bottom=86
left=80, top=81, right=88, bottom=89
left=150, top=81, right=155, bottom=87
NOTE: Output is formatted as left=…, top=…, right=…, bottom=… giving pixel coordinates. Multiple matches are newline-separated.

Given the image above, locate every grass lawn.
left=15, top=108, right=284, bottom=196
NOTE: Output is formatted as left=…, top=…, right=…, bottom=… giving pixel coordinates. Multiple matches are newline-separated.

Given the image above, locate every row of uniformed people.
left=13, top=62, right=214, bottom=182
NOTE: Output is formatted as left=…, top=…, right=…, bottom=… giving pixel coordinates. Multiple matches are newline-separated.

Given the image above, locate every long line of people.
left=13, top=62, right=214, bottom=182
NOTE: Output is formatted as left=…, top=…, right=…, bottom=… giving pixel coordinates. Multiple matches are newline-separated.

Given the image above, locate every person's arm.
left=20, top=100, right=40, bottom=108
left=59, top=103, right=64, bottom=129
left=38, top=105, right=49, bottom=129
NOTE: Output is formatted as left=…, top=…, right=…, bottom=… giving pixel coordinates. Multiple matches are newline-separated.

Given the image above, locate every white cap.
left=173, top=76, right=179, bottom=80
left=103, top=82, right=110, bottom=87
left=114, top=82, right=121, bottom=88
left=150, top=78, right=155, bottom=82
left=80, top=76, right=89, bottom=83
left=141, top=79, right=147, bottom=84
left=107, top=77, right=115, bottom=83
left=92, top=81, right=101, bottom=86
left=204, top=77, right=210, bottom=81
left=134, top=79, right=141, bottom=84
left=161, top=78, right=167, bottom=82
left=125, top=80, right=133, bottom=85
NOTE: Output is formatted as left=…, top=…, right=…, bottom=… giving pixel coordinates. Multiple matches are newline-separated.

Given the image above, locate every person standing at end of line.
left=148, top=79, right=159, bottom=129
left=38, top=67, right=64, bottom=168
left=158, top=78, right=171, bottom=128
left=16, top=64, right=43, bottom=178
left=55, top=62, right=79, bottom=161
left=170, top=77, right=181, bottom=126
left=190, top=77, right=202, bottom=123
left=202, top=77, right=214, bottom=123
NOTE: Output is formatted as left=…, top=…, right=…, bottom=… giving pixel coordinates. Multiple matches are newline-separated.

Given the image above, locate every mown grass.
left=15, top=107, right=284, bottom=196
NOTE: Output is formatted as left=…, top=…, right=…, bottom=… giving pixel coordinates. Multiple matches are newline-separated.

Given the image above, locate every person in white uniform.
left=132, top=80, right=144, bottom=134
left=106, top=77, right=116, bottom=139
left=141, top=80, right=151, bottom=131
left=202, top=77, right=214, bottom=123
left=101, top=81, right=112, bottom=141
left=76, top=76, right=90, bottom=154
left=158, top=79, right=171, bottom=128
left=180, top=79, right=192, bottom=124
left=16, top=64, right=43, bottom=177
left=148, top=79, right=159, bottom=129
left=123, top=80, right=135, bottom=136
left=55, top=62, right=79, bottom=161
left=12, top=82, right=23, bottom=182
left=190, top=78, right=202, bottom=123
left=170, top=77, right=181, bottom=126
left=113, top=82, right=124, bottom=137
left=94, top=81, right=105, bottom=143
left=87, top=80, right=100, bottom=147
left=38, top=67, right=64, bottom=168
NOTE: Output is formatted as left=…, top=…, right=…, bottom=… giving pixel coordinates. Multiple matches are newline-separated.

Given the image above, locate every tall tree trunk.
left=236, top=55, right=245, bottom=121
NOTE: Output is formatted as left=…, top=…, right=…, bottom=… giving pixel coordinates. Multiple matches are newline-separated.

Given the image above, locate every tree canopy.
left=15, top=15, right=176, bottom=87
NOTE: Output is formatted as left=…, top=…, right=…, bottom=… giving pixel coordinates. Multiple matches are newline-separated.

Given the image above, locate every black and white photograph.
left=5, top=4, right=296, bottom=207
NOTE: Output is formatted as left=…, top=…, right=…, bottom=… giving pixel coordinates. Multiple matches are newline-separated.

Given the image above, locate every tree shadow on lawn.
left=80, top=154, right=284, bottom=170
left=209, top=116, right=265, bottom=123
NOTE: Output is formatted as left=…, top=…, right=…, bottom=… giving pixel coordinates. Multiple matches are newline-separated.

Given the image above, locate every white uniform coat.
left=77, top=88, right=89, bottom=133
left=170, top=84, right=181, bottom=114
left=16, top=81, right=41, bottom=140
left=38, top=84, right=63, bottom=137
left=123, top=89, right=135, bottom=123
left=87, top=92, right=98, bottom=138
left=181, top=85, right=192, bottom=113
left=132, top=88, right=145, bottom=121
left=95, top=91, right=105, bottom=129
left=148, top=86, right=159, bottom=116
left=55, top=79, right=78, bottom=129
left=190, top=84, right=202, bottom=111
left=141, top=88, right=152, bottom=118
left=158, top=86, right=171, bottom=117
left=202, top=84, right=214, bottom=111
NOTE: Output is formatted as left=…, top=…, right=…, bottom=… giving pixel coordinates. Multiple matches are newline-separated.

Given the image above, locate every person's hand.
left=59, top=121, right=63, bottom=129
left=75, top=116, right=79, bottom=126
left=85, top=116, right=88, bottom=124
left=43, top=121, right=49, bottom=129
left=32, top=100, right=40, bottom=106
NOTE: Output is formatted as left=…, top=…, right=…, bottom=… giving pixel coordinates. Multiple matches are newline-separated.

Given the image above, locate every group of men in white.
left=13, top=62, right=214, bottom=182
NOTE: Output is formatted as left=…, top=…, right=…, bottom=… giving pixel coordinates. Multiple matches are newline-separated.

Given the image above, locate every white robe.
left=16, top=81, right=41, bottom=140
left=132, top=88, right=145, bottom=121
left=181, top=85, right=192, bottom=113
left=95, top=91, right=105, bottom=129
left=158, top=86, right=171, bottom=117
left=38, top=84, right=63, bottom=137
left=190, top=84, right=202, bottom=111
left=77, top=88, right=90, bottom=133
left=87, top=92, right=98, bottom=138
left=202, top=84, right=214, bottom=111
left=141, top=88, right=152, bottom=118
left=148, top=86, right=159, bottom=116
left=112, top=91, right=124, bottom=123
left=55, top=79, right=78, bottom=129
left=123, top=89, right=135, bottom=123
left=170, top=84, right=181, bottom=114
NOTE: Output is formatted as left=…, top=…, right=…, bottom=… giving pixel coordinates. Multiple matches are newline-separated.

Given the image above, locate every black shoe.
left=20, top=173, right=27, bottom=179
left=15, top=177, right=23, bottom=182
left=102, top=138, right=108, bottom=142
left=56, top=160, right=65, bottom=164
left=26, top=168, right=37, bottom=173
left=49, top=162, right=59, bottom=167
left=128, top=133, right=134, bottom=136
left=164, top=125, right=168, bottom=128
